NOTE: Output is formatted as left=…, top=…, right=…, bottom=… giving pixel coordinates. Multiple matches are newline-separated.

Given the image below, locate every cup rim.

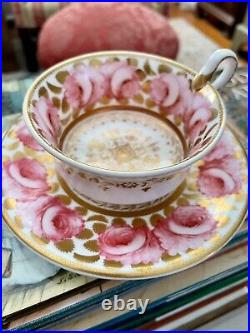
left=23, top=51, right=226, bottom=178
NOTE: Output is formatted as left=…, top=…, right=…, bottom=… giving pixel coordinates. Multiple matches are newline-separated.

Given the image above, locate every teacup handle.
left=192, top=49, right=238, bottom=91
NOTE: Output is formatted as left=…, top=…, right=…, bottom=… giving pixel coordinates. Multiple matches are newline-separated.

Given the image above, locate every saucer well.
left=2, top=118, right=247, bottom=279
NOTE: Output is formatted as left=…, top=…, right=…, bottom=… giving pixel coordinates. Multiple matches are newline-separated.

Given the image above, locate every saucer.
left=2, top=118, right=247, bottom=279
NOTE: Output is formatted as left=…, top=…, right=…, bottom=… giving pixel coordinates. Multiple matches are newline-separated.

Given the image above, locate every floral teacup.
left=23, top=49, right=237, bottom=212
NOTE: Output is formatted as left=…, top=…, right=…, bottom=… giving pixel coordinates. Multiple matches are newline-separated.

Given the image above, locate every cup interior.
left=23, top=52, right=224, bottom=174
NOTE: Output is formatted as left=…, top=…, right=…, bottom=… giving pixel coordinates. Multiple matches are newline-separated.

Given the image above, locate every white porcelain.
left=23, top=50, right=237, bottom=212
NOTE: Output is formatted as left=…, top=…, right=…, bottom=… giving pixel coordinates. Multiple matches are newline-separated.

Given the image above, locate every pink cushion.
left=38, top=3, right=179, bottom=68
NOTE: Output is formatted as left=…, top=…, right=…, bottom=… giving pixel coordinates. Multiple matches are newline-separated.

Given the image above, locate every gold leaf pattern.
left=145, top=98, right=156, bottom=108
left=131, top=263, right=152, bottom=268
left=56, top=195, right=72, bottom=205
left=62, top=97, right=69, bottom=113
left=47, top=82, right=61, bottom=94
left=79, top=172, right=86, bottom=179
left=87, top=215, right=108, bottom=223
left=144, top=61, right=156, bottom=75
left=158, top=64, right=171, bottom=73
left=75, top=206, right=88, bottom=216
left=163, top=205, right=175, bottom=216
left=132, top=218, right=146, bottom=228
left=50, top=183, right=60, bottom=193
left=52, top=97, right=61, bottom=109
left=174, top=115, right=182, bottom=126
left=13, top=152, right=24, bottom=159
left=72, top=108, right=81, bottom=120
left=177, top=197, right=189, bottom=206
left=38, top=86, right=48, bottom=98
left=55, top=239, right=74, bottom=252
left=4, top=198, right=16, bottom=210
left=209, top=234, right=222, bottom=245
left=93, top=223, right=107, bottom=234
left=84, top=104, right=94, bottom=113
left=74, top=253, right=100, bottom=263
left=218, top=216, right=230, bottom=226
left=89, top=59, right=102, bottom=68
left=142, top=80, right=151, bottom=93
left=104, top=259, right=123, bottom=268
left=7, top=142, right=19, bottom=150
left=119, top=98, right=129, bottom=105
left=127, top=58, right=138, bottom=67
left=100, top=96, right=110, bottom=105
left=23, top=146, right=37, bottom=157
left=161, top=253, right=180, bottom=262
left=36, top=154, right=54, bottom=164
left=47, top=168, right=56, bottom=178
left=150, top=214, right=163, bottom=227
left=62, top=96, right=70, bottom=113
left=15, top=216, right=23, bottom=228
left=136, top=69, right=146, bottom=81
left=56, top=71, right=69, bottom=84
left=183, top=193, right=199, bottom=200
left=133, top=94, right=144, bottom=104
left=84, top=240, right=99, bottom=252
left=76, top=228, right=93, bottom=240
left=112, top=218, right=127, bottom=227
left=109, top=57, right=120, bottom=62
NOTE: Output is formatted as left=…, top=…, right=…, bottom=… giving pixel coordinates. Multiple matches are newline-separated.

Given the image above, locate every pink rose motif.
left=64, top=64, right=106, bottom=108
left=204, top=131, right=234, bottom=162
left=153, top=205, right=217, bottom=256
left=98, top=225, right=164, bottom=265
left=3, top=158, right=50, bottom=201
left=183, top=93, right=212, bottom=142
left=100, top=60, right=140, bottom=99
left=16, top=120, right=43, bottom=151
left=33, top=97, right=60, bottom=144
left=17, top=196, right=84, bottom=242
left=198, top=156, right=242, bottom=197
left=150, top=73, right=192, bottom=116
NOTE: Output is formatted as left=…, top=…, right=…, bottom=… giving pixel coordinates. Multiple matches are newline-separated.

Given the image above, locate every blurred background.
left=2, top=2, right=248, bottom=73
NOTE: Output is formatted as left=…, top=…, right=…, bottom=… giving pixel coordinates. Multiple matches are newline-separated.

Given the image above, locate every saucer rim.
left=2, top=121, right=247, bottom=279
left=2, top=209, right=247, bottom=280
left=22, top=50, right=226, bottom=179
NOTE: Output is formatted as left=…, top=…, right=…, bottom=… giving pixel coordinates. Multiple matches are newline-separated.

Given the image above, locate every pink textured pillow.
left=38, top=3, right=179, bottom=68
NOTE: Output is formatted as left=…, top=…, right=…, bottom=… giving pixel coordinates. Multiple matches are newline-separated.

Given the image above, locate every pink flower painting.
left=3, top=158, right=50, bottom=201
left=98, top=225, right=164, bottom=265
left=183, top=93, right=212, bottom=142
left=153, top=205, right=217, bottom=256
left=33, top=97, right=60, bottom=144
left=198, top=156, right=242, bottom=197
left=100, top=60, right=140, bottom=99
left=204, top=131, right=234, bottom=162
left=150, top=73, right=212, bottom=142
left=150, top=73, right=192, bottom=116
left=64, top=64, right=106, bottom=108
left=18, top=196, right=84, bottom=242
left=16, top=120, right=43, bottom=151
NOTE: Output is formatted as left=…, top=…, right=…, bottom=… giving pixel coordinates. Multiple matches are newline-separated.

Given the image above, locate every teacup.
left=23, top=49, right=237, bottom=212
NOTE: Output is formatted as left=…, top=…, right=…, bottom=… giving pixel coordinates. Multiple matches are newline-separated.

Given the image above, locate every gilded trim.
left=2, top=124, right=247, bottom=279
left=58, top=105, right=188, bottom=161
left=57, top=174, right=187, bottom=217
left=22, top=51, right=225, bottom=179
